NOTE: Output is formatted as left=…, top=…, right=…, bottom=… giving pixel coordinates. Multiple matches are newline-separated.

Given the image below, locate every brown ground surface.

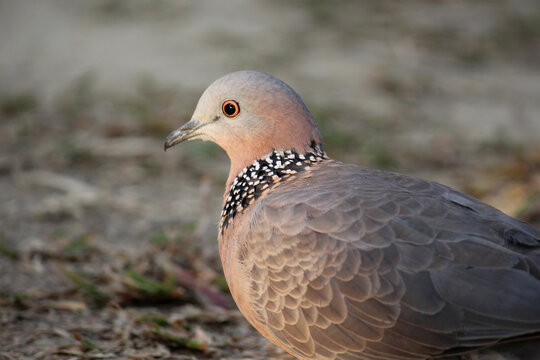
left=1, top=1, right=540, bottom=359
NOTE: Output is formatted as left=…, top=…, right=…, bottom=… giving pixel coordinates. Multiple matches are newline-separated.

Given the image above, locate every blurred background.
left=1, top=1, right=539, bottom=358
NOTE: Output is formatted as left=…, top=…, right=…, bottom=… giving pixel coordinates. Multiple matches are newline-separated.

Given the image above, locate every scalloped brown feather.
left=221, top=161, right=540, bottom=360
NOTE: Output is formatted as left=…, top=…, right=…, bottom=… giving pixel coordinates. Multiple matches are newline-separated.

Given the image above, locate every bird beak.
left=164, top=119, right=204, bottom=151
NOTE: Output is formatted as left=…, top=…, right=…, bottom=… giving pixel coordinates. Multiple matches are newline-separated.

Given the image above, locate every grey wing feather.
left=244, top=161, right=540, bottom=360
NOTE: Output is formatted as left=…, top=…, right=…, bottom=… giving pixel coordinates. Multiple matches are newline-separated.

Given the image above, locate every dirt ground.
left=1, top=1, right=540, bottom=359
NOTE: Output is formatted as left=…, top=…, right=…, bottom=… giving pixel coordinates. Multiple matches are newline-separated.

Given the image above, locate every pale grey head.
left=164, top=71, right=323, bottom=186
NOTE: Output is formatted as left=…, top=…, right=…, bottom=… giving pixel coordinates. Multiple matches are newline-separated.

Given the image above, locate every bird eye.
left=222, top=100, right=240, bottom=117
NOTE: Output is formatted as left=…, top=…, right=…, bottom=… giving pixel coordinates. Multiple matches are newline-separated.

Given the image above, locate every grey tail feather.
left=504, top=228, right=540, bottom=249
left=434, top=333, right=540, bottom=359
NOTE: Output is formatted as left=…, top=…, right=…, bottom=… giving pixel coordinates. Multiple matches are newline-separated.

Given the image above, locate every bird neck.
left=220, top=141, right=327, bottom=233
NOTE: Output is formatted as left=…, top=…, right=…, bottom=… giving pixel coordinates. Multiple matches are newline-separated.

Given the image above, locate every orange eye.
left=222, top=100, right=240, bottom=117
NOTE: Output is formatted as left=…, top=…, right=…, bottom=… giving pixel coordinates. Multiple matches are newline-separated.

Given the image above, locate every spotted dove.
left=164, top=71, right=540, bottom=360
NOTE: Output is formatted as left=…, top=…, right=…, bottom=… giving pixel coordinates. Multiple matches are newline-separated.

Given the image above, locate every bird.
left=164, top=71, right=540, bottom=360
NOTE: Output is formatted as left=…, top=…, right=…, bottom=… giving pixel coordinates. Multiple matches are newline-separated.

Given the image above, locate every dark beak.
left=164, top=119, right=203, bottom=151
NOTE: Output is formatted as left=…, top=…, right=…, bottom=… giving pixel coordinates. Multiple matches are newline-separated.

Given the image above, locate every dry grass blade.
left=119, top=269, right=184, bottom=303
left=149, top=328, right=208, bottom=352
left=60, top=266, right=111, bottom=305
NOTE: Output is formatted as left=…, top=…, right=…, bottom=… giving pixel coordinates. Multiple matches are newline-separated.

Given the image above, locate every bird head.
left=164, top=71, right=322, bottom=183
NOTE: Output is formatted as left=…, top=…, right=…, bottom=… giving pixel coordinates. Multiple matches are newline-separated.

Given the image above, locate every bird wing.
left=243, top=161, right=540, bottom=360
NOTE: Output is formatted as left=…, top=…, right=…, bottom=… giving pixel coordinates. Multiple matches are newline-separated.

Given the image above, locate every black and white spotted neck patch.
left=220, top=142, right=327, bottom=232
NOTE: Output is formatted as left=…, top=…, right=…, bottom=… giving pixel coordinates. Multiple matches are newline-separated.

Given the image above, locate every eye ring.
left=222, top=100, right=240, bottom=117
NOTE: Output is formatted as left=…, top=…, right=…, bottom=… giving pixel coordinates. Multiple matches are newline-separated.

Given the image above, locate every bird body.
left=165, top=71, right=540, bottom=359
